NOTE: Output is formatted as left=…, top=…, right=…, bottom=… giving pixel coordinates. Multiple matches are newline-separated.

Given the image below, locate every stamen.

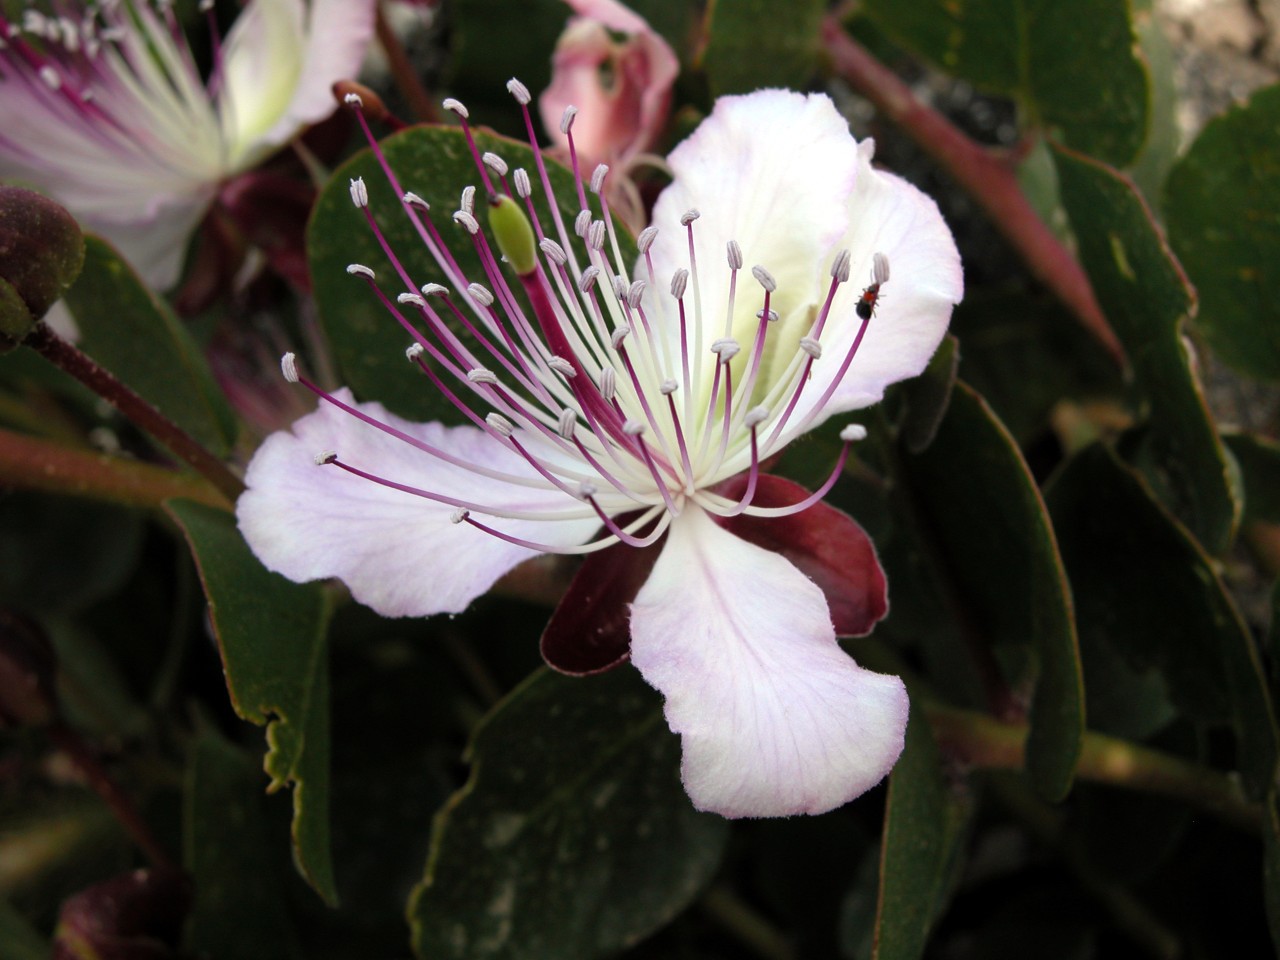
left=349, top=177, right=369, bottom=208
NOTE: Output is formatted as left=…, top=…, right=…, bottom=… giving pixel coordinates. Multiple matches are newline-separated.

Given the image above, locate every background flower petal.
left=629, top=504, right=908, bottom=818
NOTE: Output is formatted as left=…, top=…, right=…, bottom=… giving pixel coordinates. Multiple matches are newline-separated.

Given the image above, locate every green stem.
left=701, top=884, right=797, bottom=960
left=821, top=19, right=1126, bottom=366
left=24, top=322, right=244, bottom=503
left=927, top=703, right=1262, bottom=832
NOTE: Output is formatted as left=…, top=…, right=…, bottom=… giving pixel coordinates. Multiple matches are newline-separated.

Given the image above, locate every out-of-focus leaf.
left=0, top=898, right=48, bottom=960
left=1127, top=2, right=1181, bottom=204
left=307, top=125, right=627, bottom=424
left=1225, top=432, right=1280, bottom=524
left=166, top=499, right=335, bottom=904
left=906, top=383, right=1083, bottom=800
left=703, top=0, right=824, bottom=96
left=1044, top=443, right=1278, bottom=797
left=408, top=666, right=728, bottom=960
left=184, top=724, right=299, bottom=960
left=1052, top=143, right=1238, bottom=555
left=859, top=0, right=1148, bottom=165
left=1165, top=83, right=1280, bottom=382
left=63, top=236, right=237, bottom=457
left=899, top=334, right=958, bottom=454
left=873, top=701, right=971, bottom=960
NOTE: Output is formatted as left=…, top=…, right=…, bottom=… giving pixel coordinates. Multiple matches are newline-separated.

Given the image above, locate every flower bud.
left=0, top=187, right=84, bottom=347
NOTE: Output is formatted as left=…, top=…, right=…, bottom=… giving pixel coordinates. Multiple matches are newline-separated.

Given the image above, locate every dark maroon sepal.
left=53, top=867, right=192, bottom=960
left=540, top=540, right=660, bottom=676
left=716, top=473, right=888, bottom=636
left=217, top=171, right=316, bottom=293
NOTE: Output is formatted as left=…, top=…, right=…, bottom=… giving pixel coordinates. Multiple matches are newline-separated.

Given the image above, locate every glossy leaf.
left=703, top=0, right=824, bottom=97
left=873, top=700, right=971, bottom=960
left=408, top=666, right=728, bottom=960
left=859, top=0, right=1148, bottom=165
left=307, top=125, right=625, bottom=423
left=1165, top=83, right=1280, bottom=382
left=1052, top=143, right=1238, bottom=555
left=906, top=382, right=1083, bottom=799
left=184, top=724, right=299, bottom=960
left=63, top=236, right=237, bottom=457
left=1044, top=443, right=1278, bottom=797
left=166, top=499, right=336, bottom=904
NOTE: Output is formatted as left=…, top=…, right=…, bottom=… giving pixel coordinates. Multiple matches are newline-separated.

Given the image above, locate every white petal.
left=217, top=0, right=308, bottom=161
left=237, top=391, right=599, bottom=617
left=645, top=91, right=859, bottom=372
left=789, top=148, right=963, bottom=434
left=629, top=505, right=908, bottom=818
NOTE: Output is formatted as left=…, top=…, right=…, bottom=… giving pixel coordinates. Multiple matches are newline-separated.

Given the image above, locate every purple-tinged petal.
left=236, top=390, right=599, bottom=618
left=540, top=533, right=659, bottom=675
left=629, top=504, right=907, bottom=818
left=715, top=473, right=887, bottom=637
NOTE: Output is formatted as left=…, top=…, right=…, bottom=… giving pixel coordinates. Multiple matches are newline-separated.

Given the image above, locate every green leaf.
left=859, top=0, right=1148, bottom=165
left=703, top=0, right=824, bottom=96
left=408, top=666, right=728, bottom=960
left=1044, top=443, right=1279, bottom=797
left=1224, top=432, right=1280, bottom=524
left=184, top=723, right=299, bottom=960
left=905, top=382, right=1083, bottom=800
left=873, top=701, right=972, bottom=960
left=0, top=899, right=48, bottom=960
left=1165, top=83, right=1280, bottom=382
left=307, top=126, right=626, bottom=423
left=166, top=499, right=335, bottom=904
left=63, top=236, right=237, bottom=457
left=898, top=333, right=958, bottom=454
left=1052, top=143, right=1239, bottom=555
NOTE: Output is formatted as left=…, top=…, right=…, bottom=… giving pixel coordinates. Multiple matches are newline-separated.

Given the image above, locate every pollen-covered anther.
left=421, top=282, right=449, bottom=297
left=711, top=337, right=741, bottom=362
left=622, top=419, right=646, bottom=437
left=342, top=91, right=363, bottom=108
left=453, top=210, right=480, bottom=234
left=726, top=241, right=743, bottom=270
left=314, top=450, right=337, bottom=466
left=280, top=353, right=299, bottom=383
left=659, top=379, right=679, bottom=396
left=670, top=268, right=689, bottom=298
left=612, top=275, right=627, bottom=300
left=578, top=265, right=601, bottom=293
left=349, top=177, right=369, bottom=208
left=402, top=192, right=430, bottom=211
left=450, top=507, right=470, bottom=524
left=871, top=251, right=891, bottom=284
left=751, top=265, right=777, bottom=292
left=574, top=209, right=591, bottom=238
left=540, top=238, right=568, bottom=265
left=610, top=325, right=631, bottom=349
left=397, top=292, right=426, bottom=307
left=744, top=405, right=770, bottom=429
left=547, top=356, right=576, bottom=378
left=346, top=263, right=375, bottom=279
left=590, top=165, right=609, bottom=194
left=39, top=65, right=60, bottom=90
left=557, top=409, right=578, bottom=438
left=587, top=220, right=606, bottom=250
left=486, top=413, right=515, bottom=436
left=441, top=97, right=469, bottom=119
left=577, top=480, right=598, bottom=500
left=506, top=78, right=532, bottom=105
left=757, top=308, right=779, bottom=323
left=482, top=152, right=509, bottom=177
left=831, top=248, right=852, bottom=282
left=466, top=283, right=494, bottom=307
left=405, top=343, right=425, bottom=361
left=638, top=226, right=659, bottom=253
left=680, top=209, right=700, bottom=226
left=459, top=185, right=476, bottom=215
left=840, top=423, right=869, bottom=443
left=626, top=281, right=646, bottom=309
left=598, top=367, right=618, bottom=401
left=513, top=169, right=532, bottom=198
left=560, top=105, right=578, bottom=134
left=467, top=368, right=499, bottom=384
left=799, top=337, right=823, bottom=358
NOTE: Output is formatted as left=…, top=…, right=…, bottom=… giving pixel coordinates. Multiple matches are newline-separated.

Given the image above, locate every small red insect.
left=855, top=252, right=891, bottom=321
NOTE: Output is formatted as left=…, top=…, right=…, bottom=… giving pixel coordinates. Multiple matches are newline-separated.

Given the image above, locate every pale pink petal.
left=83, top=197, right=212, bottom=290
left=216, top=0, right=307, bottom=158
left=538, top=0, right=677, bottom=171
left=629, top=504, right=908, bottom=818
left=645, top=91, right=860, bottom=366
left=788, top=140, right=963, bottom=434
left=237, top=390, right=599, bottom=618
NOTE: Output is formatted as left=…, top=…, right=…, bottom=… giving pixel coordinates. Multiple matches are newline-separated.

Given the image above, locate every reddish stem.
left=821, top=19, right=1126, bottom=366
left=25, top=322, right=245, bottom=503
left=375, top=1, right=440, bottom=125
